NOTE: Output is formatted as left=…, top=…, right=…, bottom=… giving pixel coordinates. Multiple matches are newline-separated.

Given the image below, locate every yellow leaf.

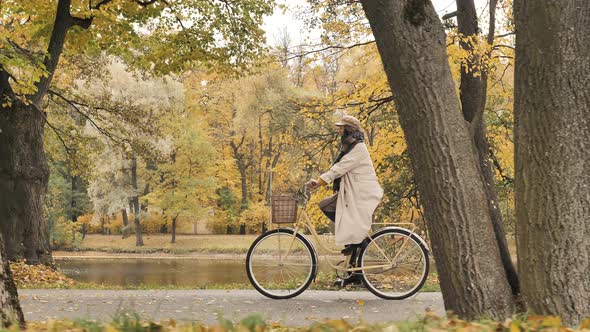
left=510, top=321, right=522, bottom=332
left=542, top=316, right=562, bottom=327
left=356, top=299, right=365, bottom=306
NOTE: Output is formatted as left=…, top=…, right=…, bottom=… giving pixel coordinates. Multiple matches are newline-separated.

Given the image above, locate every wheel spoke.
left=360, top=230, right=428, bottom=299
left=247, top=231, right=315, bottom=299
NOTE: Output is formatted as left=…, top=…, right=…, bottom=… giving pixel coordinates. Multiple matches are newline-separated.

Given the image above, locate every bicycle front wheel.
left=358, top=228, right=429, bottom=300
left=246, top=229, right=317, bottom=299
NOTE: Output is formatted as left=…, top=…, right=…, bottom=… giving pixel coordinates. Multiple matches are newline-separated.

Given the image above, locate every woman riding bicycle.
left=247, top=120, right=429, bottom=298
left=307, top=115, right=384, bottom=260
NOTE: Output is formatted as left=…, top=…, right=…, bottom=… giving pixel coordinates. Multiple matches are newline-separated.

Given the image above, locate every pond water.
left=56, top=258, right=251, bottom=287
left=55, top=258, right=332, bottom=287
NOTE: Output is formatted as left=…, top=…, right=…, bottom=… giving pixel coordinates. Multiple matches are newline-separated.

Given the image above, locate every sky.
left=262, top=0, right=490, bottom=47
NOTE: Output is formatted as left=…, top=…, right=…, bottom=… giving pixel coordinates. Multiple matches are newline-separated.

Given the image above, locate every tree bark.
left=456, top=0, right=520, bottom=296
left=121, top=208, right=129, bottom=239
left=230, top=139, right=249, bottom=211
left=514, top=0, right=590, bottom=326
left=130, top=154, right=144, bottom=246
left=0, top=103, right=52, bottom=265
left=360, top=0, right=514, bottom=319
left=0, top=233, right=24, bottom=328
left=171, top=215, right=177, bottom=243
left=100, top=214, right=105, bottom=235
left=238, top=165, right=248, bottom=210
left=121, top=208, right=129, bottom=227
left=258, top=116, right=264, bottom=195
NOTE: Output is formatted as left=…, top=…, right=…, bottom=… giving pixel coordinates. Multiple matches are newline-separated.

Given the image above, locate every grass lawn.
left=66, top=234, right=341, bottom=255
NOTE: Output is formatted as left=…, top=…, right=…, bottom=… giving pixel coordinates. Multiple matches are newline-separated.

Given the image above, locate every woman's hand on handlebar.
left=305, top=179, right=319, bottom=190
left=306, top=178, right=327, bottom=190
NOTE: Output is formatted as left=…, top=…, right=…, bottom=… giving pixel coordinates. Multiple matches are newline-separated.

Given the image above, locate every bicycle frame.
left=276, top=196, right=420, bottom=274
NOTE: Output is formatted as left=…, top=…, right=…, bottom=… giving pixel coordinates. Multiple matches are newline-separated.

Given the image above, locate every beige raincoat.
left=319, top=143, right=383, bottom=245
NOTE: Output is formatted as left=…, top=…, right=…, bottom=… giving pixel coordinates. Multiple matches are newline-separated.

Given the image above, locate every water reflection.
left=56, top=258, right=249, bottom=287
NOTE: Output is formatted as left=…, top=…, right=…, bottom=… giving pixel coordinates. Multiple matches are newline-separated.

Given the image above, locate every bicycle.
left=245, top=185, right=430, bottom=300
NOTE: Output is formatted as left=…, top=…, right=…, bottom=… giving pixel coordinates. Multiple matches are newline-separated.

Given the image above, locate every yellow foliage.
left=241, top=202, right=270, bottom=234
left=141, top=212, right=167, bottom=234
left=207, top=211, right=237, bottom=234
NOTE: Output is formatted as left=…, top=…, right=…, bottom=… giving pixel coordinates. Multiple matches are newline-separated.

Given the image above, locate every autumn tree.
left=359, top=0, right=514, bottom=319
left=79, top=61, right=185, bottom=244
left=145, top=110, right=216, bottom=243
left=0, top=0, right=274, bottom=264
left=189, top=68, right=309, bottom=216
left=514, top=0, right=590, bottom=325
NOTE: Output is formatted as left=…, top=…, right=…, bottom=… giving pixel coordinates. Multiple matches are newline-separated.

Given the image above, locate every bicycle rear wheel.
left=246, top=229, right=317, bottom=299
left=358, top=228, right=429, bottom=299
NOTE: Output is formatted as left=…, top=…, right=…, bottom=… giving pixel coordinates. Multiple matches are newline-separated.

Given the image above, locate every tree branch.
left=489, top=148, right=513, bottom=184
left=135, top=0, right=158, bottom=7
left=442, top=11, right=458, bottom=20
left=70, top=15, right=93, bottom=29
left=492, top=44, right=515, bottom=51
left=281, top=40, right=375, bottom=62
left=31, top=103, right=75, bottom=159
left=32, top=0, right=72, bottom=104
left=495, top=31, right=515, bottom=39
left=48, top=89, right=128, bottom=144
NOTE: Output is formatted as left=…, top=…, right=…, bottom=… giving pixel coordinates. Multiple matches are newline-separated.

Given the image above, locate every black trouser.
left=322, top=210, right=336, bottom=222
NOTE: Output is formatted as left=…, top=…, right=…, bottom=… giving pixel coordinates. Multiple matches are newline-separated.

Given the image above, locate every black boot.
left=334, top=248, right=362, bottom=287
left=341, top=243, right=362, bottom=255
left=333, top=273, right=362, bottom=287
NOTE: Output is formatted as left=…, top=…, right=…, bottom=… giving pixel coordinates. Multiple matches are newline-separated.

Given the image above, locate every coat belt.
left=350, top=174, right=378, bottom=181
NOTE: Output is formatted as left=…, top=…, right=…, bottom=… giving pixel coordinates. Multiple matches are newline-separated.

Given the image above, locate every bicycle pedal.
left=333, top=278, right=346, bottom=288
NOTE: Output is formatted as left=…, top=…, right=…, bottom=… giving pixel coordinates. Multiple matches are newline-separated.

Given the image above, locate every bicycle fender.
left=370, top=226, right=430, bottom=252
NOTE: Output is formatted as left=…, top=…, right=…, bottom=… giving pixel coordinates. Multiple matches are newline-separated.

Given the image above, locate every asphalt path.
left=19, top=289, right=444, bottom=326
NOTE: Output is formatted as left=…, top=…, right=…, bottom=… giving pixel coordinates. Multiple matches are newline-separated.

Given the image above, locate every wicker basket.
left=271, top=194, right=298, bottom=224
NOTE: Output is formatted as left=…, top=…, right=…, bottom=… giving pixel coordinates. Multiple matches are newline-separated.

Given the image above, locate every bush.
left=207, top=210, right=238, bottom=234
left=76, top=213, right=107, bottom=234
left=142, top=211, right=167, bottom=233
left=241, top=202, right=270, bottom=234
left=51, top=217, right=82, bottom=249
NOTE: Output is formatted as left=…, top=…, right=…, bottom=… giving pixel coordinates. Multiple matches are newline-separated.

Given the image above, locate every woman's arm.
left=319, top=144, right=364, bottom=184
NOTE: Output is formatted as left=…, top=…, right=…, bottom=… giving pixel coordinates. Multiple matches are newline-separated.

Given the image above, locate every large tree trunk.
left=456, top=0, right=520, bottom=296
left=360, top=0, right=514, bottom=319
left=0, top=103, right=52, bottom=265
left=0, top=233, right=24, bottom=328
left=514, top=0, right=590, bottom=326
left=130, top=155, right=144, bottom=246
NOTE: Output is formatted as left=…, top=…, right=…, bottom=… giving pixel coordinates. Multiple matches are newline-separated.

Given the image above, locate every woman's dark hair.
left=332, top=125, right=365, bottom=192
left=341, top=125, right=364, bottom=144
